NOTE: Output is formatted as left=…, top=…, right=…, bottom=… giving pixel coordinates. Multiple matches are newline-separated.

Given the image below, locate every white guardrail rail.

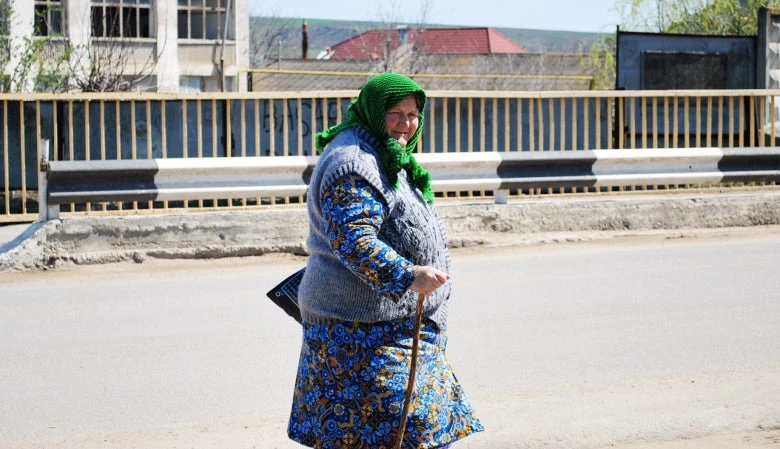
left=37, top=139, right=780, bottom=220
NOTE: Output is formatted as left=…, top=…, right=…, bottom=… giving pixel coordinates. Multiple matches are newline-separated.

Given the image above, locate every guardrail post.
left=38, top=139, right=59, bottom=221
left=494, top=189, right=508, bottom=205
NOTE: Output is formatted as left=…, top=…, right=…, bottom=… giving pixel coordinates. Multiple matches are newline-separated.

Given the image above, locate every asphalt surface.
left=2, top=228, right=779, bottom=449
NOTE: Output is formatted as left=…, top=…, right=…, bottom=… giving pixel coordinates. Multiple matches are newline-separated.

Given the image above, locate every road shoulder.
left=601, top=429, right=780, bottom=448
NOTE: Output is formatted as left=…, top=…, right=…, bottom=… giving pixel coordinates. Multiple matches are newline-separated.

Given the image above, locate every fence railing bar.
left=3, top=91, right=780, bottom=221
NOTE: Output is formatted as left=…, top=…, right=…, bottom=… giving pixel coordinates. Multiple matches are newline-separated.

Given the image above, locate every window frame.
left=0, top=1, right=11, bottom=37
left=91, top=0, right=153, bottom=39
left=177, top=0, right=233, bottom=41
left=34, top=0, right=65, bottom=37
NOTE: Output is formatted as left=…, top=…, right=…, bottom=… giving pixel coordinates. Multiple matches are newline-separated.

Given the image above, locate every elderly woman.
left=288, top=73, right=483, bottom=449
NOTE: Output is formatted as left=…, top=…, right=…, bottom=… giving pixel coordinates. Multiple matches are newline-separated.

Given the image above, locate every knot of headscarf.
left=315, top=73, right=434, bottom=204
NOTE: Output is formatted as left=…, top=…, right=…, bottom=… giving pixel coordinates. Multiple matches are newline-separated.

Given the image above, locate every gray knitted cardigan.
left=298, top=127, right=451, bottom=330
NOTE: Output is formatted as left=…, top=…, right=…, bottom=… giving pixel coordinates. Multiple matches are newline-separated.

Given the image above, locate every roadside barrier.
left=417, top=147, right=780, bottom=203
left=7, top=89, right=780, bottom=224
left=38, top=139, right=780, bottom=220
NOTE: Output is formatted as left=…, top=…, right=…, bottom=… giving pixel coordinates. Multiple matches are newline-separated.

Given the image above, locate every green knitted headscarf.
left=315, top=73, right=433, bottom=204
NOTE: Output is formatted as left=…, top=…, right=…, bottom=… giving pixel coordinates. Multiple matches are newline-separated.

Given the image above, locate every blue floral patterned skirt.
left=288, top=316, right=484, bottom=449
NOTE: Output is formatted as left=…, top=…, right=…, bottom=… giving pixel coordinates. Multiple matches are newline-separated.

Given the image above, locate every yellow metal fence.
left=2, top=89, right=779, bottom=223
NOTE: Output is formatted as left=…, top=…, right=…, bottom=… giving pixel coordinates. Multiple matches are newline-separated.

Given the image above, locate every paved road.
left=1, top=229, right=779, bottom=449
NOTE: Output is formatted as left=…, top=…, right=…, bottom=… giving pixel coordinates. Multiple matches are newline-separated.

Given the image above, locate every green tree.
left=580, top=35, right=617, bottom=90
left=0, top=2, right=71, bottom=92
left=665, top=0, right=780, bottom=35
left=582, top=0, right=780, bottom=89
left=1, top=2, right=158, bottom=93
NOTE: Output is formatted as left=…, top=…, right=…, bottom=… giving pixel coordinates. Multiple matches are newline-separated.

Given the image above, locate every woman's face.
left=385, top=95, right=420, bottom=147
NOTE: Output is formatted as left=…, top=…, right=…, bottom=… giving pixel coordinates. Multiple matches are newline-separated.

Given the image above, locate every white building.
left=1, top=0, right=249, bottom=92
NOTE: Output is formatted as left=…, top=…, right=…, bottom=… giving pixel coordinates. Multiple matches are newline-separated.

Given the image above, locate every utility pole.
left=302, top=20, right=308, bottom=59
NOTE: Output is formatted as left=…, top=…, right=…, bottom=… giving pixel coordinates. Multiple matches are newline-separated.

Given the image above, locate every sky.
left=248, top=0, right=622, bottom=34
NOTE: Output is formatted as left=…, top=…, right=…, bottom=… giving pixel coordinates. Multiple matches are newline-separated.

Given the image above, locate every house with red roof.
left=328, top=27, right=527, bottom=60
left=250, top=25, right=594, bottom=92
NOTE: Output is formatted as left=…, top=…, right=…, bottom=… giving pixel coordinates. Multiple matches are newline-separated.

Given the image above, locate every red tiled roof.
left=330, top=27, right=527, bottom=60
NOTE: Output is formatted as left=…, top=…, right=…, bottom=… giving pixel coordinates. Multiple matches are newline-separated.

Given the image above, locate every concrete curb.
left=2, top=190, right=779, bottom=272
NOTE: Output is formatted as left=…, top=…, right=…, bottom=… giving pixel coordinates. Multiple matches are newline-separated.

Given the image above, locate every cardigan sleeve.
left=321, top=173, right=417, bottom=301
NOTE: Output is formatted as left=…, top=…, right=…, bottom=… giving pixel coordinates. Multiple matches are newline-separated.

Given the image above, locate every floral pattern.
left=321, top=174, right=417, bottom=302
left=289, top=173, right=483, bottom=448
left=288, top=317, right=484, bottom=449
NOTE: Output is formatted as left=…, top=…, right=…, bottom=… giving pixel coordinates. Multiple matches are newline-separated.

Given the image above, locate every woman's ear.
left=415, top=93, right=425, bottom=111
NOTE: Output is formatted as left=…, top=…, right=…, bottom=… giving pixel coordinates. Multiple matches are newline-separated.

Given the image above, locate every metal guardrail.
left=5, top=89, right=780, bottom=222
left=418, top=147, right=780, bottom=201
left=44, top=155, right=317, bottom=204
left=39, top=141, right=780, bottom=220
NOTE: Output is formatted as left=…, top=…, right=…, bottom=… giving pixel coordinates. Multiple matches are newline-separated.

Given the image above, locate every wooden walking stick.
left=393, top=293, right=426, bottom=449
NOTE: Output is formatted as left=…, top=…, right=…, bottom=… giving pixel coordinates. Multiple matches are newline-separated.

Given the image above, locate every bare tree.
left=68, top=3, right=158, bottom=92
left=70, top=38, right=157, bottom=92
left=250, top=16, right=299, bottom=67
left=1, top=1, right=160, bottom=93
left=354, top=0, right=436, bottom=74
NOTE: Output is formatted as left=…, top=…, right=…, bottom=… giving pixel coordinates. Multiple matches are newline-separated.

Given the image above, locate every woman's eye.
left=388, top=112, right=417, bottom=121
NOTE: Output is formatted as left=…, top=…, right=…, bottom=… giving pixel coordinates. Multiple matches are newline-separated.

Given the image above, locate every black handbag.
left=265, top=268, right=304, bottom=324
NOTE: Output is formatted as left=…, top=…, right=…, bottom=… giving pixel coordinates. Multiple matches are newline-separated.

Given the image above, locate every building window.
left=91, top=0, right=151, bottom=38
left=0, top=2, right=9, bottom=35
left=180, top=75, right=205, bottom=92
left=35, top=0, right=64, bottom=36
left=178, top=0, right=233, bottom=40
left=180, top=75, right=225, bottom=92
left=123, top=74, right=157, bottom=92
